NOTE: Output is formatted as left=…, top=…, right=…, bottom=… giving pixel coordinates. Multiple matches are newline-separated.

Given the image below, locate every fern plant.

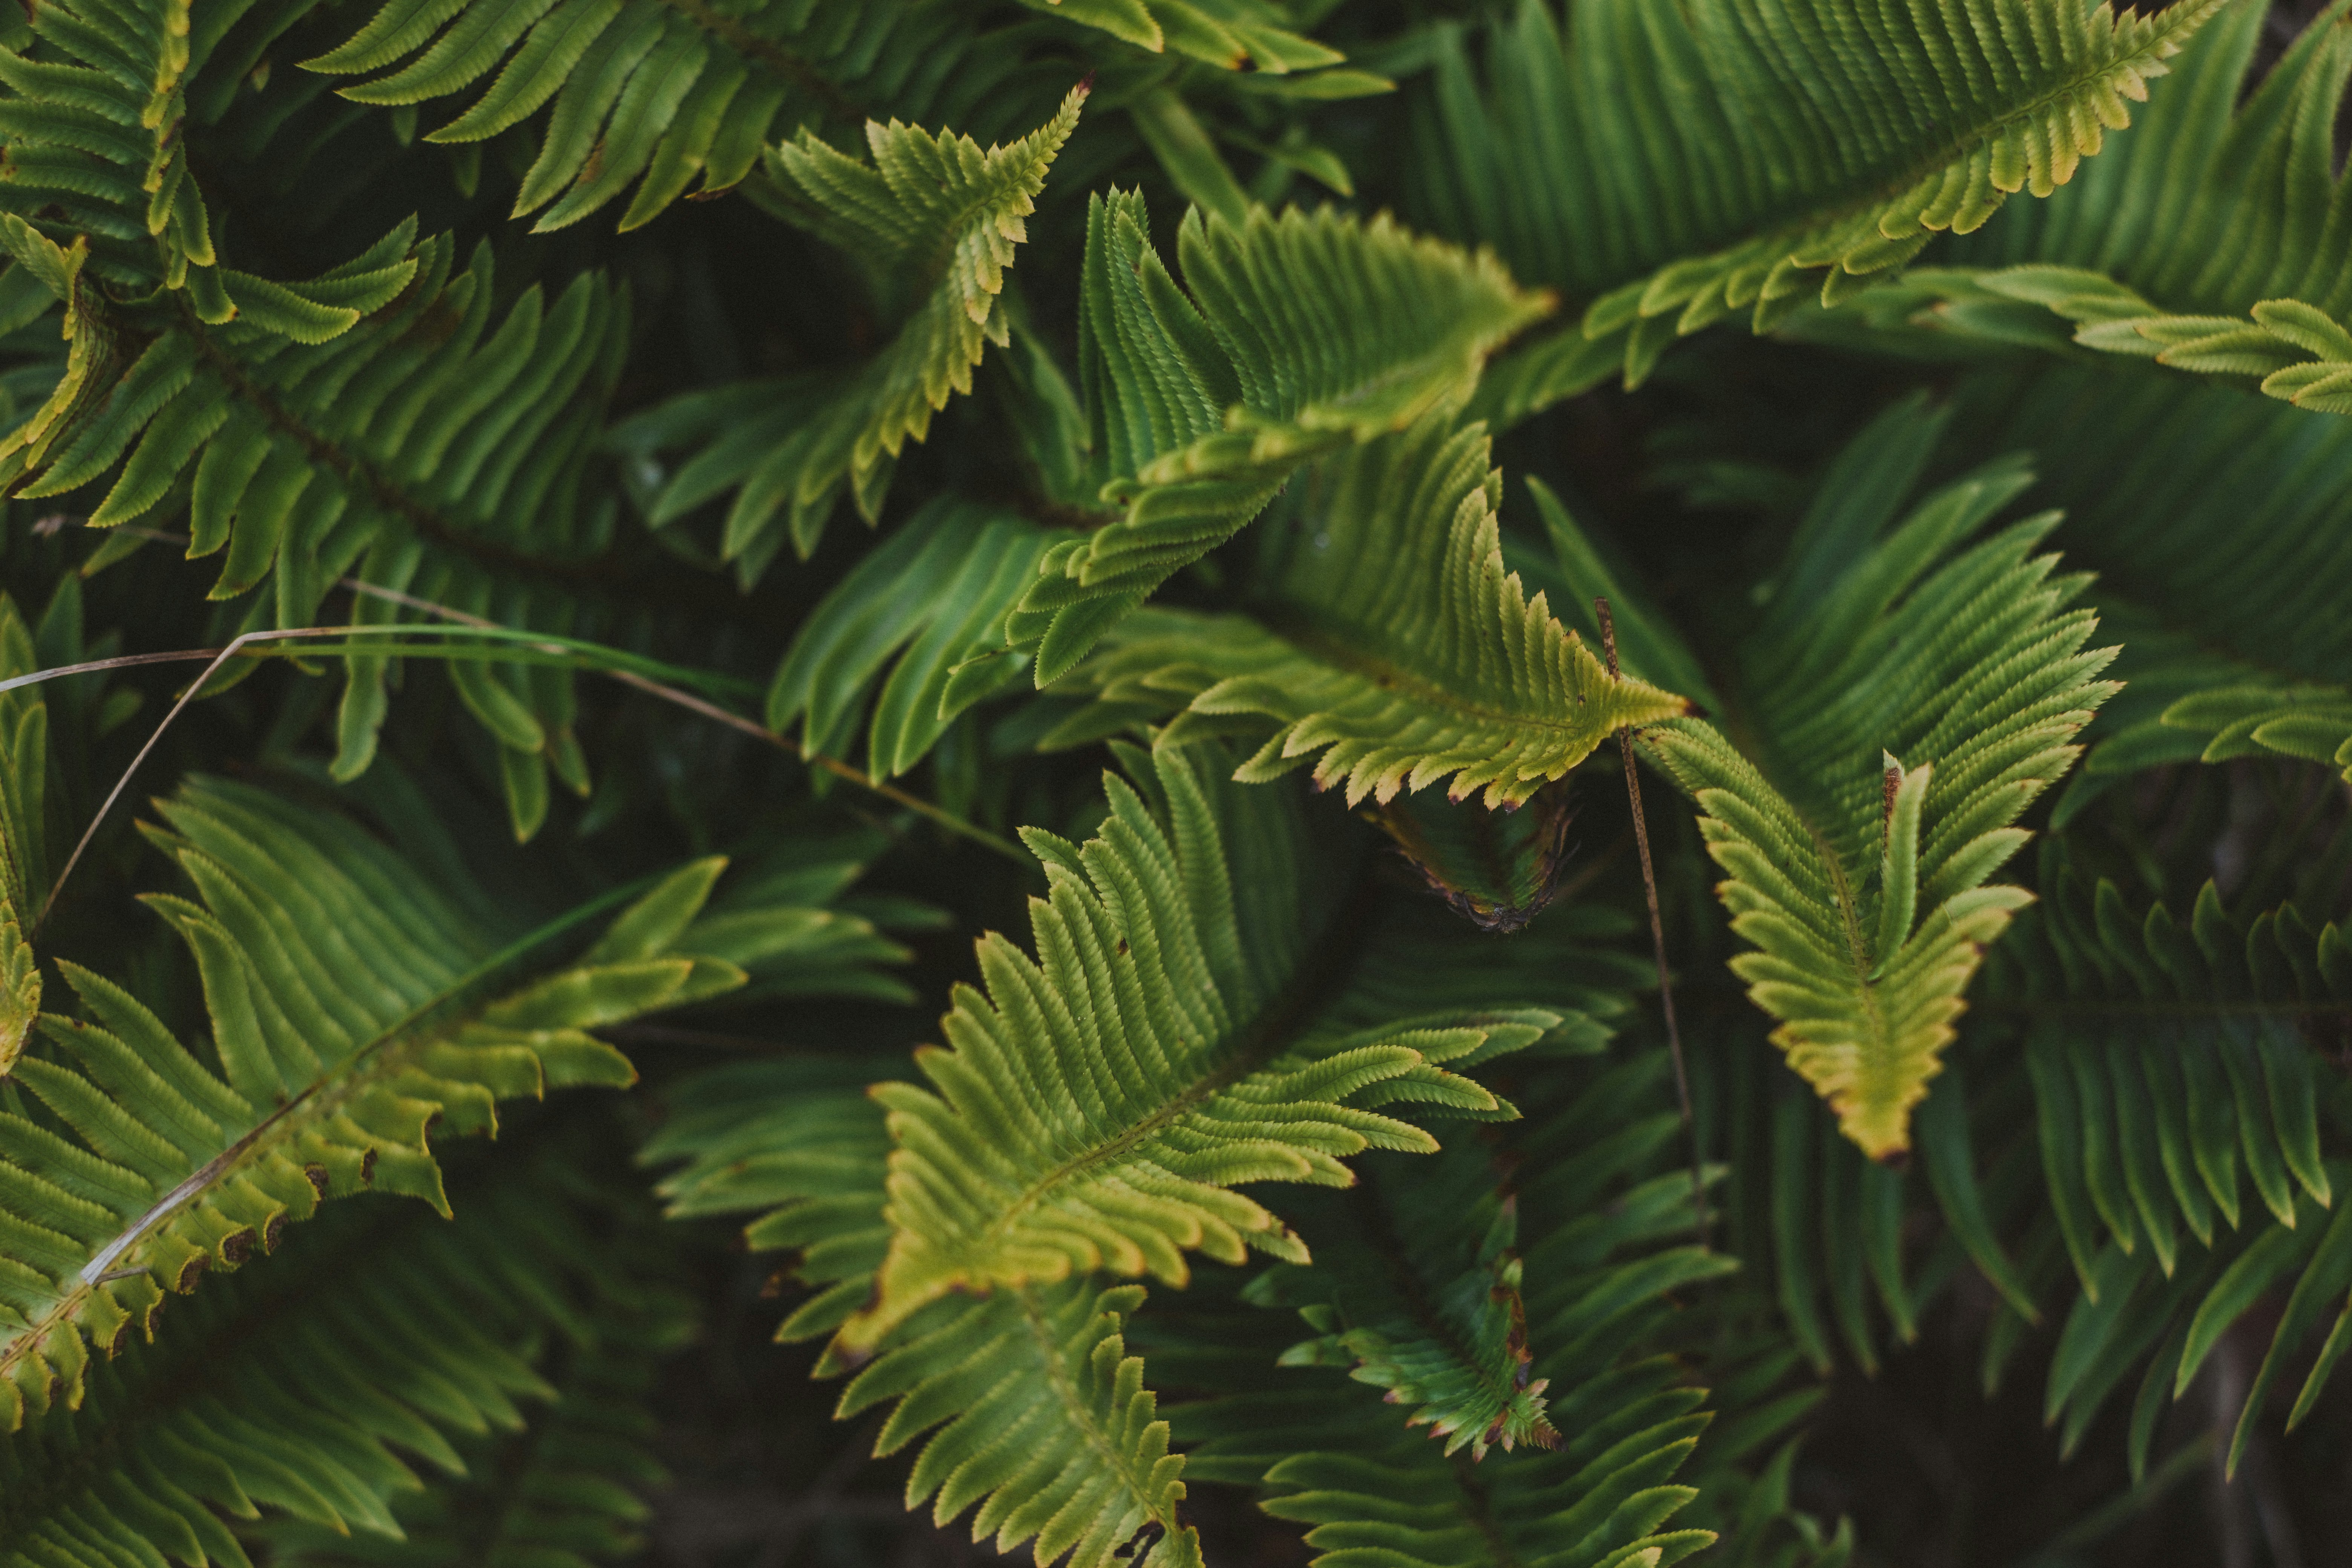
left=4, top=2, right=2351, bottom=1564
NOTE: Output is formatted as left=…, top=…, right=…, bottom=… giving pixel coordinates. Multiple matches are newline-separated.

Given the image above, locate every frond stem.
left=1013, top=1287, right=1182, bottom=1546
left=336, top=581, right=1028, bottom=861
left=1599, top=599, right=1706, bottom=1251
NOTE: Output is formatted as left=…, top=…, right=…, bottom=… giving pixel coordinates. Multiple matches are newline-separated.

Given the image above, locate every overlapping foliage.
left=2, top=1, right=2349, bottom=1563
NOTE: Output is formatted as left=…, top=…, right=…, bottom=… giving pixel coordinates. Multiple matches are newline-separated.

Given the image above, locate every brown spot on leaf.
left=175, top=1255, right=208, bottom=1293
left=262, top=1214, right=287, bottom=1253
left=219, top=1228, right=256, bottom=1266
left=359, top=1148, right=378, bottom=1185
left=303, top=1164, right=329, bottom=1198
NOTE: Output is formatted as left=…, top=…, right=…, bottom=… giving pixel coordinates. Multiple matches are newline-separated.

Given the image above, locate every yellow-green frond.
left=1012, top=193, right=1553, bottom=681
left=833, top=741, right=1551, bottom=1356
left=1058, top=417, right=1687, bottom=807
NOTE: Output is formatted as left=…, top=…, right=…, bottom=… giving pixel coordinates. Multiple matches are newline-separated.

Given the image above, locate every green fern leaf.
left=0, top=214, right=642, bottom=836
left=1022, top=0, right=1341, bottom=73
left=297, top=0, right=1067, bottom=233
left=1636, top=406, right=2116, bottom=1158
left=832, top=740, right=1559, bottom=1357
left=841, top=1282, right=1202, bottom=1568
left=761, top=498, right=1071, bottom=778
left=1987, top=857, right=2344, bottom=1282
left=1250, top=1143, right=1562, bottom=1460
left=1010, top=192, right=1553, bottom=681
left=258, top=1193, right=693, bottom=1565
left=621, top=85, right=1084, bottom=577
left=0, top=0, right=217, bottom=297
left=1808, top=6, right=2352, bottom=420
left=650, top=1066, right=1204, bottom=1566
left=1935, top=364, right=2352, bottom=823
left=0, top=779, right=742, bottom=1429
left=1415, top=0, right=2230, bottom=420
left=0, top=1149, right=681, bottom=1561
left=0, top=597, right=48, bottom=1076
left=639, top=835, right=1655, bottom=1560
left=1172, top=1057, right=1747, bottom=1568
left=1054, top=417, right=1687, bottom=807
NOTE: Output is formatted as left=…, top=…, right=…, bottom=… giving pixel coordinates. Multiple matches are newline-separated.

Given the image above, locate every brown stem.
left=1596, top=598, right=1706, bottom=1251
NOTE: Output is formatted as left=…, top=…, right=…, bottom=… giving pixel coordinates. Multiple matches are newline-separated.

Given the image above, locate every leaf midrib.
left=969, top=854, right=1378, bottom=1262
left=1254, top=604, right=1620, bottom=746
left=1585, top=3, right=2220, bottom=308
left=0, top=875, right=646, bottom=1388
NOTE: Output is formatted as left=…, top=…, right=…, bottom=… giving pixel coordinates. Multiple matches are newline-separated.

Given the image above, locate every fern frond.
left=1637, top=406, right=2116, bottom=1158
left=1019, top=0, right=1341, bottom=73
left=1808, top=5, right=2352, bottom=420
left=833, top=739, right=1557, bottom=1356
left=257, top=1194, right=692, bottom=1566
left=1926, top=364, right=2352, bottom=819
left=0, top=1154, right=683, bottom=1562
left=761, top=498, right=1069, bottom=778
left=0, top=213, right=641, bottom=834
left=0, top=778, right=741, bottom=1429
left=841, top=1281, right=1202, bottom=1568
left=1412, top=0, right=2229, bottom=414
left=1010, top=192, right=1553, bottom=682
left=649, top=1065, right=1205, bottom=1566
left=0, top=596, right=48, bottom=1074
left=1990, top=994, right=2352, bottom=1480
left=619, top=86, right=1083, bottom=577
left=0, top=0, right=220, bottom=297
left=294, top=0, right=1063, bottom=233
left=1989, top=861, right=2344, bottom=1281
left=1055, top=418, right=1686, bottom=808
left=1171, top=1055, right=1744, bottom=1568
left=642, top=879, right=1652, bottom=1560
left=1248, top=1142, right=1561, bottom=1460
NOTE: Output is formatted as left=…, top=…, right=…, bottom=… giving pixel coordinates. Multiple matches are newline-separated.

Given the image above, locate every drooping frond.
left=833, top=739, right=1557, bottom=1356
left=1808, top=3, right=2352, bottom=421
left=1407, top=0, right=2228, bottom=415
left=0, top=1152, right=683, bottom=1563
left=1363, top=783, right=1581, bottom=935
left=1247, top=1142, right=1561, bottom=1460
left=0, top=213, right=634, bottom=835
left=762, top=498, right=1069, bottom=778
left=1052, top=418, right=1686, bottom=808
left=1637, top=403, right=2116, bottom=1158
left=660, top=834, right=932, bottom=1009
left=1009, top=191, right=1553, bottom=681
left=294, top=0, right=1063, bottom=234
left=0, top=778, right=741, bottom=1429
left=256, top=1188, right=692, bottom=1566
left=1989, top=859, right=2341, bottom=1278
left=617, top=86, right=1083, bottom=578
